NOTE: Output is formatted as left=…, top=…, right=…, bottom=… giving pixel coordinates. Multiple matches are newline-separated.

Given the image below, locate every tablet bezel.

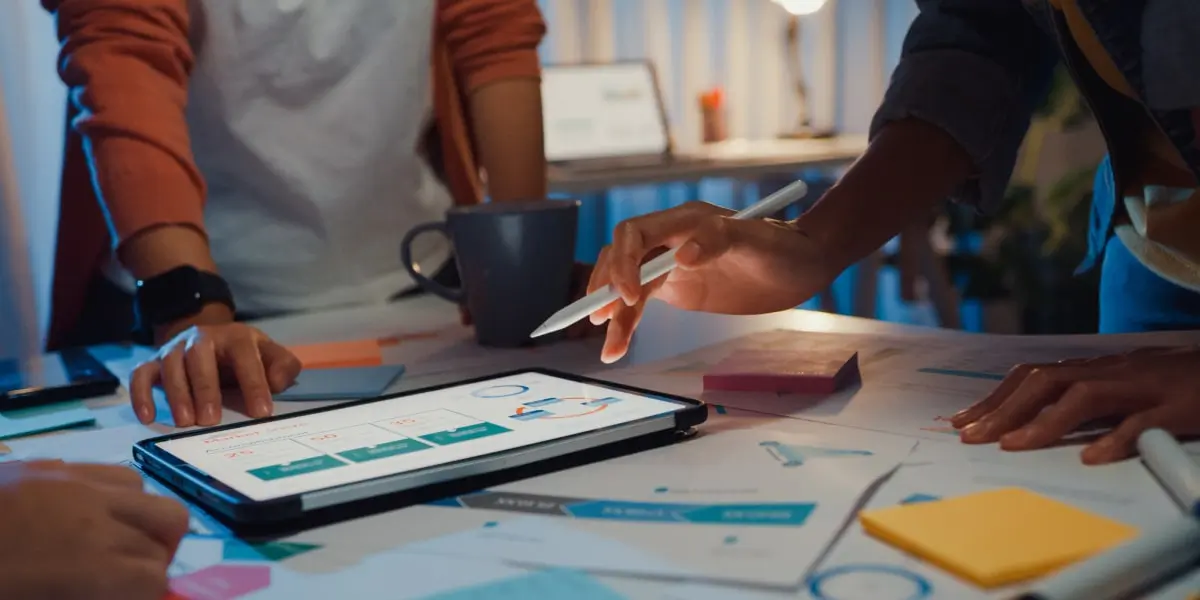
left=133, top=368, right=705, bottom=532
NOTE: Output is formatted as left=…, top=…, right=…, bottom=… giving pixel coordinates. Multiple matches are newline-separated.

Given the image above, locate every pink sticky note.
left=703, top=349, right=859, bottom=394
left=170, top=565, right=271, bottom=600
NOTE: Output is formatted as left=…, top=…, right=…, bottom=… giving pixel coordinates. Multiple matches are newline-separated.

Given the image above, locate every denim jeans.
left=1098, top=236, right=1200, bottom=333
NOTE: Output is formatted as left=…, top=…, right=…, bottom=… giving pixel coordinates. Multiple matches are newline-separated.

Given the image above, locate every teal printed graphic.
left=247, top=455, right=344, bottom=481
left=420, top=569, right=626, bottom=600
left=916, top=368, right=1005, bottom=381
left=420, top=422, right=511, bottom=446
left=760, top=440, right=873, bottom=467
left=899, top=493, right=941, bottom=505
left=428, top=491, right=814, bottom=527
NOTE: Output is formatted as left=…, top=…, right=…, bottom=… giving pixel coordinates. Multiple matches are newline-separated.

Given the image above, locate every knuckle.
left=185, top=335, right=216, bottom=355
left=1064, top=380, right=1100, bottom=399
left=615, top=220, right=642, bottom=242
left=1024, top=367, right=1059, bottom=388
left=1007, top=363, right=1034, bottom=378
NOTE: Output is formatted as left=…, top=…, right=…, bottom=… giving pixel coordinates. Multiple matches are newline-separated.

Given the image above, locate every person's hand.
left=950, top=345, right=1200, bottom=464
left=131, top=323, right=302, bottom=427
left=0, top=460, right=190, bottom=600
left=587, top=201, right=832, bottom=363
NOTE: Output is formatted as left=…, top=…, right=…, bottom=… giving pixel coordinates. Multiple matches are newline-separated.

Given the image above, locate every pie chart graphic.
left=471, top=385, right=529, bottom=399
left=807, top=564, right=932, bottom=600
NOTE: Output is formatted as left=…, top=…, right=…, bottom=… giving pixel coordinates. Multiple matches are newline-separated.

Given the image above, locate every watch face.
left=136, top=267, right=230, bottom=327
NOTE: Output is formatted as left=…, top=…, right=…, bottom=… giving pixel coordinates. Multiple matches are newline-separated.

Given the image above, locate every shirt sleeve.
left=871, top=0, right=1059, bottom=213
left=43, top=0, right=206, bottom=245
left=437, top=0, right=547, bottom=93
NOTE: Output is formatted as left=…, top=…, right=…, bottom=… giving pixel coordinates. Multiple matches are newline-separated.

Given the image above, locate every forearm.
left=468, top=79, right=547, bottom=203
left=796, top=118, right=973, bottom=271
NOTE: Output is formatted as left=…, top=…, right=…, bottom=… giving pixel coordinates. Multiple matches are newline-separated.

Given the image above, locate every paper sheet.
left=805, top=457, right=1180, bottom=599
left=607, top=329, right=1185, bottom=443
left=0, top=401, right=95, bottom=440
left=402, top=418, right=916, bottom=587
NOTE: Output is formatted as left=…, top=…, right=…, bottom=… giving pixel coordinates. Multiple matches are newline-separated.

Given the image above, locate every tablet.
left=133, top=369, right=705, bottom=533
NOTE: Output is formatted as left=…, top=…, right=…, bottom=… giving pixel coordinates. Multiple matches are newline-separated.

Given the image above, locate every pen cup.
left=401, top=200, right=580, bottom=348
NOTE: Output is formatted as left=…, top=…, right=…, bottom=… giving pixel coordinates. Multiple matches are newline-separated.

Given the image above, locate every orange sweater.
left=42, top=0, right=546, bottom=349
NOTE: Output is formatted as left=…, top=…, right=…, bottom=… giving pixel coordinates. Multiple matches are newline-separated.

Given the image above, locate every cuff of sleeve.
left=461, top=51, right=542, bottom=93
left=86, top=136, right=207, bottom=245
left=870, top=50, right=1025, bottom=214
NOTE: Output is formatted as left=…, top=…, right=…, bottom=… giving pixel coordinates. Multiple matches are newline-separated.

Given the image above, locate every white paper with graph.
left=403, top=416, right=916, bottom=587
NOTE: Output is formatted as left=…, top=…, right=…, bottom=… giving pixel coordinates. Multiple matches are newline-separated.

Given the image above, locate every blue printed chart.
left=407, top=424, right=919, bottom=587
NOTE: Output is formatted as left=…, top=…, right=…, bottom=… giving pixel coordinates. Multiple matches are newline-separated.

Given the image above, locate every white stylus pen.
left=530, top=179, right=809, bottom=339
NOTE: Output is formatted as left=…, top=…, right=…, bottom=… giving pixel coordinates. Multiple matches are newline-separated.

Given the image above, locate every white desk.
left=8, top=296, right=1200, bottom=599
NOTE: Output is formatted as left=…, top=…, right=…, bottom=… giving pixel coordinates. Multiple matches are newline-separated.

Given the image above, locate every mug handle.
left=400, top=222, right=464, bottom=303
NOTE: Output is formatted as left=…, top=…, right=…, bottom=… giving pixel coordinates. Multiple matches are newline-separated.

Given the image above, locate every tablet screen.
left=153, top=372, right=688, bottom=501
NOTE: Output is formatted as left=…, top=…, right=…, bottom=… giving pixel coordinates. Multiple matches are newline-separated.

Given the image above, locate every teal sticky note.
left=420, top=569, right=626, bottom=600
left=0, top=401, right=95, bottom=440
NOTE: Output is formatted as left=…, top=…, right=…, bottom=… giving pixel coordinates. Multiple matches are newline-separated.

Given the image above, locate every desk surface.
left=548, top=136, right=868, bottom=195
left=9, top=297, right=1200, bottom=599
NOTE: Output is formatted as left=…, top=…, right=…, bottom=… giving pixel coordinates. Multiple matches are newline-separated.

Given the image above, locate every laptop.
left=541, top=61, right=709, bottom=173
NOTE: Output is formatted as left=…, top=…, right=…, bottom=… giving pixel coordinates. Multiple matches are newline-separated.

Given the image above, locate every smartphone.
left=0, top=349, right=120, bottom=410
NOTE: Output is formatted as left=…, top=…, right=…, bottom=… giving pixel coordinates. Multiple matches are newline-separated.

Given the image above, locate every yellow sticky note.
left=859, top=487, right=1138, bottom=588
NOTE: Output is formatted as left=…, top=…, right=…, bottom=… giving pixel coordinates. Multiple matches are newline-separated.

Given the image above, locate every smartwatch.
left=135, top=266, right=235, bottom=333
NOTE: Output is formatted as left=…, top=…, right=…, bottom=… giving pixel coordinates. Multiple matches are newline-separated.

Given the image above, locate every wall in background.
left=538, top=0, right=917, bottom=149
left=0, top=3, right=63, bottom=357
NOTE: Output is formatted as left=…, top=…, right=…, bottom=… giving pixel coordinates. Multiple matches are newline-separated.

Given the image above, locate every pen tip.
left=529, top=325, right=550, bottom=339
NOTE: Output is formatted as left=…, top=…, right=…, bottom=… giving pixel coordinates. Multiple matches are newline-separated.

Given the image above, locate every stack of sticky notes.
left=858, top=487, right=1139, bottom=588
left=702, top=349, right=859, bottom=394
left=279, top=340, right=403, bottom=402
left=288, top=339, right=384, bottom=369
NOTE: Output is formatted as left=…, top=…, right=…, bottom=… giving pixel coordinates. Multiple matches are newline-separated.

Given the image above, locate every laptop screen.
left=541, top=63, right=670, bottom=162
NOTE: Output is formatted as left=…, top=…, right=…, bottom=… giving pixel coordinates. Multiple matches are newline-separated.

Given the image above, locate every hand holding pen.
left=546, top=180, right=827, bottom=363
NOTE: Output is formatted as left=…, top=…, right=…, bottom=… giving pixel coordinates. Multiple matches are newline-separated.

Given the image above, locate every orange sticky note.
left=858, top=487, right=1138, bottom=588
left=288, top=340, right=383, bottom=369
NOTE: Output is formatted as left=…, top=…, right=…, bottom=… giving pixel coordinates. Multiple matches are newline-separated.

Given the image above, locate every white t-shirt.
left=115, top=0, right=453, bottom=314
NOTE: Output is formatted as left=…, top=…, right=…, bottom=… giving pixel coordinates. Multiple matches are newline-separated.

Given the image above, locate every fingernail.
left=136, top=405, right=151, bottom=423
left=960, top=422, right=986, bottom=442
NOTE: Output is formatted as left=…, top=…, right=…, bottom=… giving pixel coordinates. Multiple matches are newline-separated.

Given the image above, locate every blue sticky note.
left=0, top=401, right=95, bottom=440
left=420, top=569, right=626, bottom=600
left=273, top=365, right=404, bottom=402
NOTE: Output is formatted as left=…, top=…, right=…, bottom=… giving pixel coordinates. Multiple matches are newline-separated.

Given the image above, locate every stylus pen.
left=1139, top=428, right=1200, bottom=518
left=1012, top=515, right=1200, bottom=600
left=530, top=179, right=810, bottom=339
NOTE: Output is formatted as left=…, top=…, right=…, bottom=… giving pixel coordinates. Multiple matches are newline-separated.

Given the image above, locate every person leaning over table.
left=41, top=0, right=572, bottom=428
left=588, top=0, right=1200, bottom=465
left=0, top=460, right=190, bottom=599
